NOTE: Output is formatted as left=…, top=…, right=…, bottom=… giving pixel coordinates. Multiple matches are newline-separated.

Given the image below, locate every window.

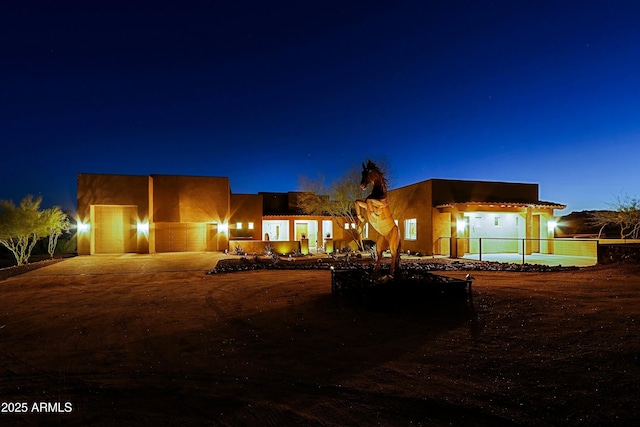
left=248, top=222, right=254, bottom=230
left=404, top=218, right=417, bottom=240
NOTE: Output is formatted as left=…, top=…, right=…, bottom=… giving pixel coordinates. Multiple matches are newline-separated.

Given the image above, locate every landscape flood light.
left=78, top=222, right=90, bottom=233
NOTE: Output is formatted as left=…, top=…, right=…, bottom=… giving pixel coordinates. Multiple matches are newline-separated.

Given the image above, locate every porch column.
left=450, top=208, right=463, bottom=258
left=525, top=207, right=534, bottom=255
left=542, top=213, right=555, bottom=254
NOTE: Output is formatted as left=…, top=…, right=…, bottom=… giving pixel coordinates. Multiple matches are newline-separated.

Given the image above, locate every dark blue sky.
left=2, top=0, right=639, bottom=214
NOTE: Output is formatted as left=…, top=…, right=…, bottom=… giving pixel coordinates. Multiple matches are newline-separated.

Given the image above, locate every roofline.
left=390, top=177, right=539, bottom=192
left=436, top=201, right=567, bottom=209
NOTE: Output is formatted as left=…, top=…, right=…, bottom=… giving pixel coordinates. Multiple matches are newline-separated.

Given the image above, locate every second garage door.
left=155, top=223, right=207, bottom=252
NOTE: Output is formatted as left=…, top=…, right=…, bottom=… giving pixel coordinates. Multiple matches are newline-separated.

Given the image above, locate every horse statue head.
left=360, top=160, right=387, bottom=199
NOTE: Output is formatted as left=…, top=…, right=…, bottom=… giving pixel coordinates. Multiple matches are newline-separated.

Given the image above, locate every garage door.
left=94, top=205, right=137, bottom=254
left=155, top=223, right=207, bottom=252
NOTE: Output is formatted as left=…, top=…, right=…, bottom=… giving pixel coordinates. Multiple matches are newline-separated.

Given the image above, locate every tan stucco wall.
left=430, top=179, right=539, bottom=205
left=388, top=180, right=434, bottom=255
left=77, top=173, right=151, bottom=255
left=230, top=194, right=263, bottom=239
left=77, top=173, right=151, bottom=220
left=151, top=175, right=230, bottom=223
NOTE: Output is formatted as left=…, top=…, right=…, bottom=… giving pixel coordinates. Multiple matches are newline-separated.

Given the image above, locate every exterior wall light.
left=547, top=220, right=558, bottom=232
left=78, top=222, right=90, bottom=233
left=137, top=221, right=149, bottom=236
left=456, top=220, right=467, bottom=231
left=218, top=223, right=229, bottom=234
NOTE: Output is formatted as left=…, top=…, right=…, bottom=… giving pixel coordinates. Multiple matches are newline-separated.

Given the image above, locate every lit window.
left=248, top=222, right=254, bottom=230
left=236, top=222, right=243, bottom=230
left=404, top=218, right=417, bottom=240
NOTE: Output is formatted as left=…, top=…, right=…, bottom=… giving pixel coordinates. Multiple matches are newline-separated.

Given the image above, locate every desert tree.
left=589, top=194, right=640, bottom=239
left=298, top=159, right=394, bottom=251
left=0, top=195, right=50, bottom=265
left=42, top=206, right=71, bottom=258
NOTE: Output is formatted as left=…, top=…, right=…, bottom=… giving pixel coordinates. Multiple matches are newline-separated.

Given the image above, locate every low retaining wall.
left=229, top=240, right=301, bottom=255
left=552, top=239, right=598, bottom=257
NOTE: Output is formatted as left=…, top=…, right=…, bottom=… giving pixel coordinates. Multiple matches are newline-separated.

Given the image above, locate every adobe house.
left=77, top=173, right=566, bottom=259
left=77, top=174, right=232, bottom=254
left=388, top=179, right=566, bottom=258
left=76, top=174, right=347, bottom=255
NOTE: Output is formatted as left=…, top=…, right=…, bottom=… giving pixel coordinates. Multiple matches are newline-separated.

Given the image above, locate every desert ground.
left=1, top=255, right=639, bottom=426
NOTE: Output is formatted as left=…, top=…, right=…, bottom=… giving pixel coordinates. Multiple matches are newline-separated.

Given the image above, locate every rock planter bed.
left=208, top=254, right=581, bottom=275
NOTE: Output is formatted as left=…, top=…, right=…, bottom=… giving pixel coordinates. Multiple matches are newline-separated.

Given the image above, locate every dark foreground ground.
left=1, top=259, right=639, bottom=426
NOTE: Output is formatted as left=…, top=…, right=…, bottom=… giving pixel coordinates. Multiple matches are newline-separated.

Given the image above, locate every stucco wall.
left=77, top=173, right=150, bottom=221
left=151, top=175, right=230, bottom=223
left=388, top=180, right=434, bottom=255
left=77, top=173, right=151, bottom=255
left=230, top=194, right=263, bottom=239
left=431, top=179, right=539, bottom=205
left=229, top=239, right=301, bottom=255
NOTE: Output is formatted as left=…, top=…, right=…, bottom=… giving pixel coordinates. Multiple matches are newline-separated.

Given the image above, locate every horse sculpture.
left=355, top=160, right=401, bottom=278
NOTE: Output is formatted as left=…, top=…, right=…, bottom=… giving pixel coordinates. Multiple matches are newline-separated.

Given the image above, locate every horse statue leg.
left=389, top=226, right=401, bottom=277
left=373, top=235, right=385, bottom=276
left=355, top=199, right=367, bottom=223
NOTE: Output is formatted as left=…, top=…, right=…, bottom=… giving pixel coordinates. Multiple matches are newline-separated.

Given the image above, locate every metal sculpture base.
left=330, top=267, right=472, bottom=302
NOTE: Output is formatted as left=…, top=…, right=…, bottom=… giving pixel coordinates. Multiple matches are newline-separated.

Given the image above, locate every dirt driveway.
left=1, top=257, right=639, bottom=426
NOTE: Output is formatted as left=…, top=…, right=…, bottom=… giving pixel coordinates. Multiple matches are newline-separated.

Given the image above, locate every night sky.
left=2, top=1, right=640, bottom=214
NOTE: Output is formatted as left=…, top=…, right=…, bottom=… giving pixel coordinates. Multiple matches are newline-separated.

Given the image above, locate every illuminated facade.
left=388, top=179, right=565, bottom=257
left=76, top=174, right=344, bottom=255
left=77, top=173, right=565, bottom=258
